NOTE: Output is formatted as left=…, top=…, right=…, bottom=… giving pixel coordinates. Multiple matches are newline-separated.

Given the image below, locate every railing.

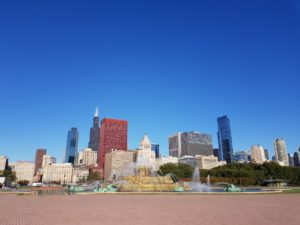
left=31, top=186, right=68, bottom=196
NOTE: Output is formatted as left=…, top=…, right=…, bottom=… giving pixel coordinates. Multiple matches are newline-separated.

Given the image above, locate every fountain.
left=207, top=175, right=211, bottom=187
left=70, top=135, right=245, bottom=194
left=186, top=166, right=211, bottom=192
left=113, top=134, right=186, bottom=192
left=117, top=166, right=185, bottom=192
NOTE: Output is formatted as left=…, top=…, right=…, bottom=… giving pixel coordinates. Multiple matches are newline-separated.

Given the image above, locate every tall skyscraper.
left=294, top=151, right=300, bottom=167
left=213, top=148, right=219, bottom=160
left=217, top=115, right=234, bottom=164
left=264, top=149, right=269, bottom=161
left=251, top=145, right=266, bottom=164
left=151, top=144, right=160, bottom=159
left=169, top=133, right=182, bottom=158
left=34, top=148, right=46, bottom=176
left=288, top=154, right=294, bottom=167
left=273, top=138, right=289, bottom=166
left=98, top=118, right=128, bottom=170
left=64, top=128, right=79, bottom=164
left=168, top=131, right=213, bottom=158
left=88, top=107, right=100, bottom=152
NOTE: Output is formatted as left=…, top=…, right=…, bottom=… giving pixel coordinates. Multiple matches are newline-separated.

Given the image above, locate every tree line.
left=159, top=162, right=300, bottom=186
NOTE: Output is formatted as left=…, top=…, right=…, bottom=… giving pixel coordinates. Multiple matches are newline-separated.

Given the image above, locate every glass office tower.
left=217, top=115, right=234, bottom=164
left=64, top=128, right=79, bottom=164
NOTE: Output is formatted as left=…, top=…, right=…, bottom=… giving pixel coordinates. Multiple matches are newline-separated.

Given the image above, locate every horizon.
left=0, top=0, right=299, bottom=162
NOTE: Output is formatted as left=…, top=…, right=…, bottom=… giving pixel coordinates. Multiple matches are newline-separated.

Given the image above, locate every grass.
left=283, top=188, right=300, bottom=194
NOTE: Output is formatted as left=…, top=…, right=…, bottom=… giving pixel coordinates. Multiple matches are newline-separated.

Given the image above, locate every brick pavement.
left=0, top=194, right=299, bottom=225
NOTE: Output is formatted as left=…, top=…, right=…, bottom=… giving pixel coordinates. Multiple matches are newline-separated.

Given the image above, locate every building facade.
left=169, top=133, right=182, bottom=158
left=288, top=154, right=294, bottom=167
left=264, top=149, right=269, bottom=161
left=64, top=128, right=79, bottom=164
left=217, top=116, right=234, bottom=164
left=233, top=151, right=250, bottom=163
left=88, top=107, right=100, bottom=152
left=155, top=156, right=179, bottom=170
left=251, top=145, right=266, bottom=164
left=99, top=118, right=128, bottom=170
left=0, top=156, right=8, bottom=171
left=104, top=150, right=135, bottom=180
left=42, top=155, right=56, bottom=168
left=151, top=144, right=160, bottom=159
left=274, top=138, right=289, bottom=166
left=169, top=132, right=213, bottom=158
left=213, top=148, right=219, bottom=160
left=77, top=148, right=97, bottom=166
left=72, top=165, right=89, bottom=183
left=14, top=162, right=35, bottom=183
left=34, top=148, right=46, bottom=176
left=136, top=134, right=156, bottom=170
left=195, top=155, right=219, bottom=170
left=294, top=151, right=300, bottom=167
left=42, top=163, right=73, bottom=184
left=178, top=156, right=197, bottom=168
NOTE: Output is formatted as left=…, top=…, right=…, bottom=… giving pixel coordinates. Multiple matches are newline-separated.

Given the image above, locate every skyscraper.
left=264, top=149, right=269, bottom=161
left=273, top=138, right=289, bottom=166
left=294, top=151, right=300, bottom=167
left=98, top=118, right=128, bottom=170
left=288, top=154, right=294, bottom=167
left=64, top=128, right=79, bottom=164
left=88, top=107, right=100, bottom=152
left=251, top=145, right=266, bottom=164
left=217, top=116, right=234, bottom=164
left=34, top=148, right=46, bottom=176
left=233, top=151, right=250, bottom=163
left=151, top=144, right=160, bottom=159
left=213, top=148, right=219, bottom=160
left=169, top=133, right=182, bottom=158
left=168, top=131, right=213, bottom=158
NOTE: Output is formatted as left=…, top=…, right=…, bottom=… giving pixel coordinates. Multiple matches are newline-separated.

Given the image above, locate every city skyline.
left=0, top=108, right=298, bottom=162
left=0, top=0, right=299, bottom=161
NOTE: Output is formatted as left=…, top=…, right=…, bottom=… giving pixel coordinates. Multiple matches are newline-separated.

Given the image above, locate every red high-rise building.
left=34, top=148, right=47, bottom=176
left=98, top=118, right=128, bottom=170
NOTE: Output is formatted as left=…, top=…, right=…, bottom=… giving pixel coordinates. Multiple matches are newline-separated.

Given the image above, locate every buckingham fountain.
left=109, top=134, right=216, bottom=192
left=112, top=134, right=186, bottom=192
left=71, top=134, right=242, bottom=193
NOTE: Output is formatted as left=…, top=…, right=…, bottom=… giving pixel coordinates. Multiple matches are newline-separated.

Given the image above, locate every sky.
left=0, top=0, right=299, bottom=162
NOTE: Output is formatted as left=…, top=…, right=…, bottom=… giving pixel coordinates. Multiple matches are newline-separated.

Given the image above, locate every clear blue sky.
left=0, top=0, right=299, bottom=162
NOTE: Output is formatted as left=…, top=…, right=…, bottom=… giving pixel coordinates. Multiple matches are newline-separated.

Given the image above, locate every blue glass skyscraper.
left=64, top=128, right=79, bottom=164
left=217, top=116, right=234, bottom=164
left=151, top=144, right=160, bottom=158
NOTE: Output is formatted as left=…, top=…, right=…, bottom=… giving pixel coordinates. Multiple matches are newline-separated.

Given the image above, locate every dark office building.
left=213, top=148, right=219, bottom=160
left=264, top=149, right=269, bottom=161
left=288, top=154, right=294, bottom=167
left=88, top=107, right=100, bottom=152
left=294, top=151, right=300, bottom=167
left=169, top=131, right=213, bottom=157
left=34, top=148, right=46, bottom=176
left=217, top=116, right=234, bottom=164
left=151, top=144, right=160, bottom=159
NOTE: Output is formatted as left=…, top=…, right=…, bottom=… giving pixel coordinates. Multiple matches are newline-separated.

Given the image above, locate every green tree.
left=87, top=171, right=101, bottom=181
left=3, top=169, right=16, bottom=182
left=159, top=163, right=193, bottom=180
left=18, top=180, right=29, bottom=186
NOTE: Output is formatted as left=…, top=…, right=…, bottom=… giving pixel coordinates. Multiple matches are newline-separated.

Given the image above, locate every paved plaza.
left=0, top=194, right=300, bottom=225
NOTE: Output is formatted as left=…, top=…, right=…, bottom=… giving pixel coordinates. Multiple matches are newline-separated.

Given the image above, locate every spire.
left=140, top=133, right=151, bottom=150
left=94, top=106, right=99, bottom=117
